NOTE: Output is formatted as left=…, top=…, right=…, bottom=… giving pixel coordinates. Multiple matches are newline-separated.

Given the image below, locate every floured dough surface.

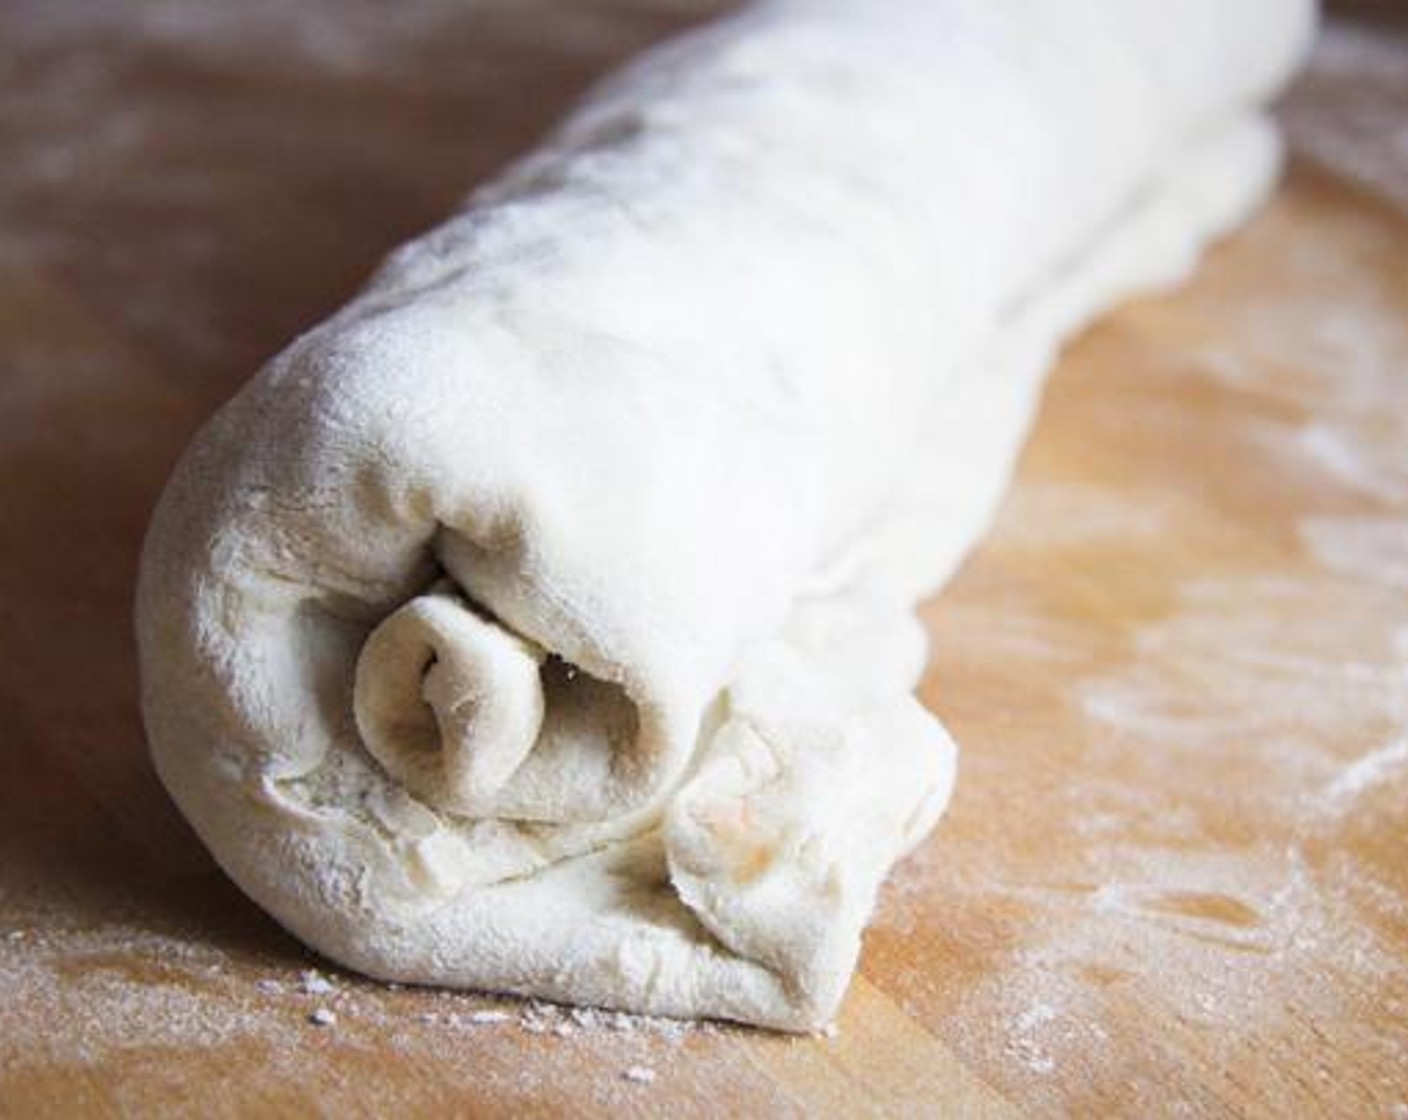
left=137, top=0, right=1314, bottom=1030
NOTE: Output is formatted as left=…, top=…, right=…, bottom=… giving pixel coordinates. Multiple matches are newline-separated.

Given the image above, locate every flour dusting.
left=1319, top=738, right=1408, bottom=812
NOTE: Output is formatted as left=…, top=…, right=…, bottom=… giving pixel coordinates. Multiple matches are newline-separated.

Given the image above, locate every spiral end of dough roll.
left=353, top=582, right=653, bottom=824
left=354, top=588, right=548, bottom=817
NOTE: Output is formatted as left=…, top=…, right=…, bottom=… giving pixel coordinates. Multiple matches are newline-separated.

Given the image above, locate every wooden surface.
left=2, top=3, right=1406, bottom=1117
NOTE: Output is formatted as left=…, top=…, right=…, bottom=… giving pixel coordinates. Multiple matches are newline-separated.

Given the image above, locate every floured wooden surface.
left=0, top=3, right=1405, bottom=1116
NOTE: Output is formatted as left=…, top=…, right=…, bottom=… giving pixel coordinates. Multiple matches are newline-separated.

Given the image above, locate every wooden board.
left=1, top=3, right=1405, bottom=1116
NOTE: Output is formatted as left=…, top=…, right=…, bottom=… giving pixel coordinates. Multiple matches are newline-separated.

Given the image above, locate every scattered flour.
left=1300, top=516, right=1408, bottom=590
left=299, top=969, right=337, bottom=997
left=1318, top=738, right=1408, bottom=812
left=1005, top=1003, right=1059, bottom=1075
left=0, top=909, right=735, bottom=1063
left=1296, top=421, right=1408, bottom=506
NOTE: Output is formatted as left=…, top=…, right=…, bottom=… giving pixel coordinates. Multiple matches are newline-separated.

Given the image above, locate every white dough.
left=136, top=0, right=1315, bottom=1030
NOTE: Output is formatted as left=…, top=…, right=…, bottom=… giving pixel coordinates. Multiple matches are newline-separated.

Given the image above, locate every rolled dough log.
left=137, top=0, right=1315, bottom=1030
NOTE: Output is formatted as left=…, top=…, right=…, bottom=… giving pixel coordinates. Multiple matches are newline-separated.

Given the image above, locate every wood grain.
left=1, top=3, right=1405, bottom=1116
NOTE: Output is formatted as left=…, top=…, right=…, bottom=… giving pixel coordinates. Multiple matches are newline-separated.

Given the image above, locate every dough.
left=137, top=0, right=1314, bottom=1030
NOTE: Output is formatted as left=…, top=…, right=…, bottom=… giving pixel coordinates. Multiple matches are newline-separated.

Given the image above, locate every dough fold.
left=137, top=0, right=1314, bottom=1030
